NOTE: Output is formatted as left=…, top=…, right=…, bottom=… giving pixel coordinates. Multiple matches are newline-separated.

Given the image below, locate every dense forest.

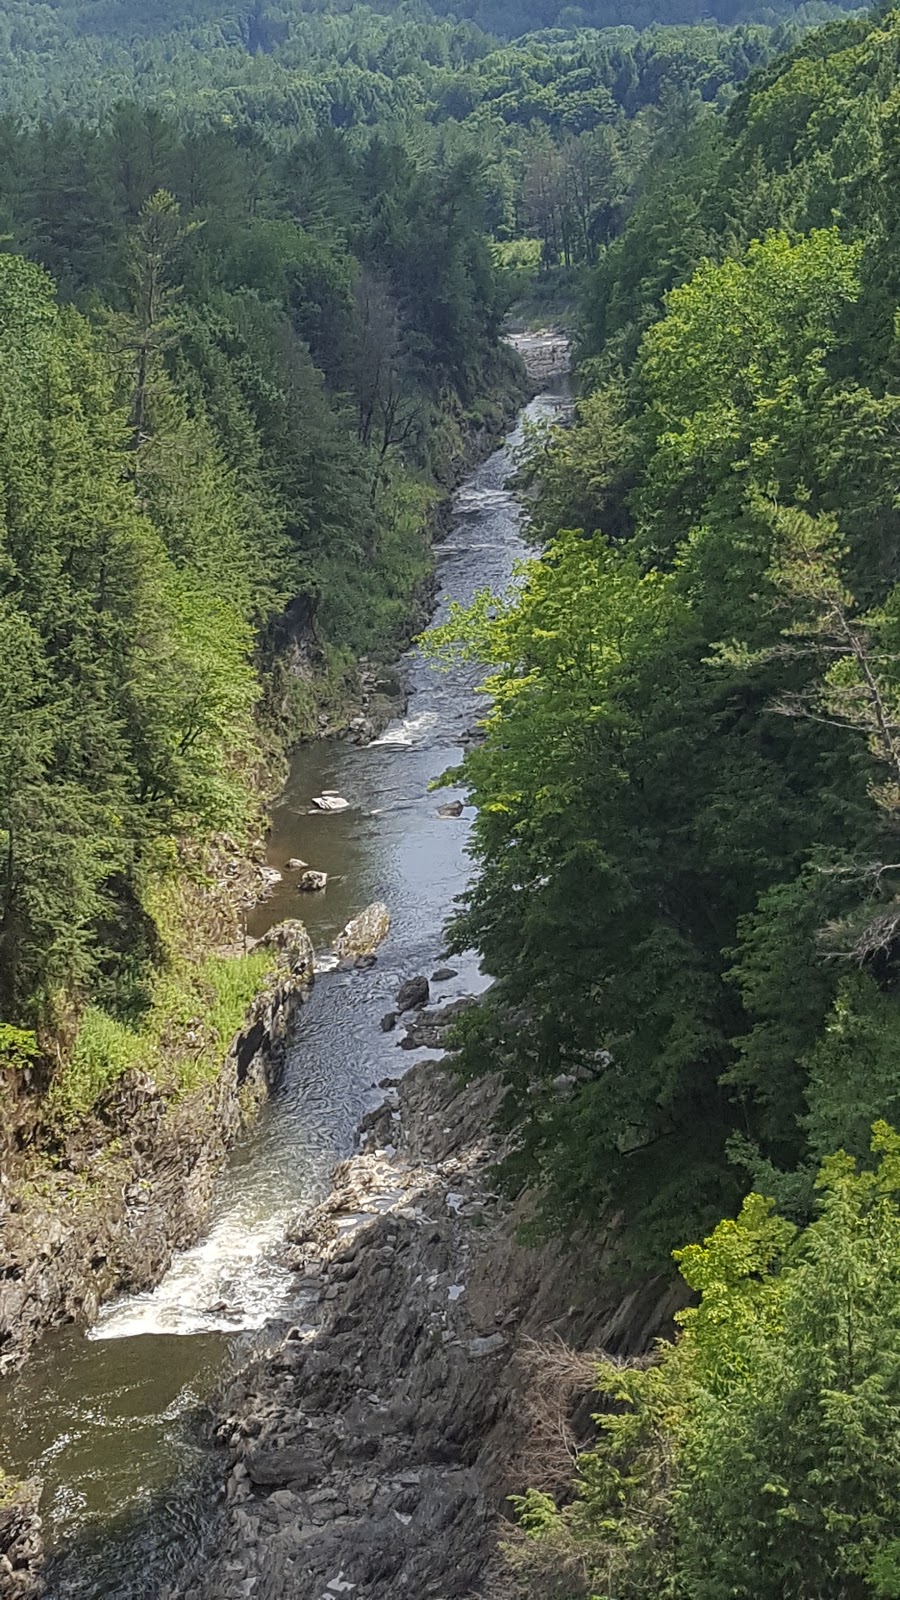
left=0, top=103, right=523, bottom=1111
left=5, top=0, right=900, bottom=1591
left=425, top=7, right=900, bottom=1594
left=0, top=8, right=790, bottom=1113
left=0, top=0, right=845, bottom=120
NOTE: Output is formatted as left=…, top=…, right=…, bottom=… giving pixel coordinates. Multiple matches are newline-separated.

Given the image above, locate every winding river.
left=0, top=369, right=569, bottom=1599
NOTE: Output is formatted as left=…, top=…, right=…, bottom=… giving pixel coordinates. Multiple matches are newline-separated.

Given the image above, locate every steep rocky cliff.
left=170, top=1012, right=682, bottom=1600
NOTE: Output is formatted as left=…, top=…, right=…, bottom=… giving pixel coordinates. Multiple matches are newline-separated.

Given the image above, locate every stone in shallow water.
left=396, top=975, right=429, bottom=1012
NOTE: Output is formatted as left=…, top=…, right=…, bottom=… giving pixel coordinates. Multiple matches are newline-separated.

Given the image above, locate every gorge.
left=0, top=349, right=576, bottom=1600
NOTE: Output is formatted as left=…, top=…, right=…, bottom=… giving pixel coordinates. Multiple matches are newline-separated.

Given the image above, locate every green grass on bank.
left=50, top=945, right=278, bottom=1120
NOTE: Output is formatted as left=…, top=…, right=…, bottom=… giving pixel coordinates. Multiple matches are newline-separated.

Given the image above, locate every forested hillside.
left=0, top=0, right=842, bottom=121
left=0, top=0, right=795, bottom=1117
left=415, top=0, right=849, bottom=31
left=4, top=0, right=900, bottom=1588
left=429, top=9, right=900, bottom=1594
left=0, top=100, right=523, bottom=1121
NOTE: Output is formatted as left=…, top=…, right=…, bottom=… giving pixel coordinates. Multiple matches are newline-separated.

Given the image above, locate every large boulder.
left=396, top=976, right=430, bottom=1013
left=297, top=871, right=328, bottom=893
left=334, top=902, right=391, bottom=960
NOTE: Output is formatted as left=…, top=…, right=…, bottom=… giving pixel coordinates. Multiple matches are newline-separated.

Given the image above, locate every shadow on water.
left=0, top=381, right=570, bottom=1597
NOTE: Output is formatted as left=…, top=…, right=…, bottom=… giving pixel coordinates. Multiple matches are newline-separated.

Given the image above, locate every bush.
left=511, top=1125, right=900, bottom=1600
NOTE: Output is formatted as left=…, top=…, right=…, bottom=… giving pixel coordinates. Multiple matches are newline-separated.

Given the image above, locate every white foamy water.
left=453, top=485, right=517, bottom=516
left=89, top=1214, right=298, bottom=1340
left=367, top=709, right=440, bottom=748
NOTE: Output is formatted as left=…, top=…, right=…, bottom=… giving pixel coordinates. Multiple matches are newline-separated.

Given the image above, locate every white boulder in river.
left=311, top=792, right=351, bottom=812
left=333, top=902, right=391, bottom=959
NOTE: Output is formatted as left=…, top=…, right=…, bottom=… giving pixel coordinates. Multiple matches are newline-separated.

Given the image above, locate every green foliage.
left=49, top=946, right=277, bottom=1116
left=0, top=78, right=521, bottom=1083
left=0, top=1025, right=39, bottom=1072
left=53, top=1007, right=145, bottom=1116
left=511, top=1129, right=900, bottom=1600
left=436, top=8, right=900, bottom=1261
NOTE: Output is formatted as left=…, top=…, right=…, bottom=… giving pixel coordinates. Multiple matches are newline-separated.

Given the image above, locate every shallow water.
left=0, top=382, right=569, bottom=1598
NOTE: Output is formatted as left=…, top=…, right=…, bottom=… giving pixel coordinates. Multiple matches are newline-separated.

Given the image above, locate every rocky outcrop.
left=0, top=922, right=314, bottom=1377
left=0, top=1480, right=43, bottom=1600
left=170, top=1025, right=683, bottom=1600
left=396, top=997, right=475, bottom=1051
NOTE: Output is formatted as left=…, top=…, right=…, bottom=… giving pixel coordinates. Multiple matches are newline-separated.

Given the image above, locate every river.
left=0, top=374, right=569, bottom=1599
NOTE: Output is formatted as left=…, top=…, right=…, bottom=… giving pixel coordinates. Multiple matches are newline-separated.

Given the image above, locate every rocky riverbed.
left=168, top=1004, right=683, bottom=1600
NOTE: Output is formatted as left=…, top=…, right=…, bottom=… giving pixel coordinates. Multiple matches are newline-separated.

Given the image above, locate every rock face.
left=333, top=904, right=391, bottom=960
left=171, top=1034, right=684, bottom=1600
left=0, top=1480, right=42, bottom=1599
left=396, top=998, right=475, bottom=1052
left=0, top=922, right=315, bottom=1377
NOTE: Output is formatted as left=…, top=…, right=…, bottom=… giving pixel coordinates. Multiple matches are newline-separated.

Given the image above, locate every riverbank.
left=0, top=920, right=316, bottom=1381
left=168, top=1006, right=682, bottom=1600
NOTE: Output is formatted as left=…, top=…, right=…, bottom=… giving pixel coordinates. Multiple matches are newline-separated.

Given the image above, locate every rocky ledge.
left=0, top=921, right=315, bottom=1379
left=170, top=1010, right=683, bottom=1600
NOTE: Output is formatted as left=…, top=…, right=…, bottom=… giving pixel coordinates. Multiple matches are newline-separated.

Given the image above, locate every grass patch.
left=51, top=1007, right=146, bottom=1117
left=51, top=947, right=279, bottom=1119
left=178, top=950, right=276, bottom=1092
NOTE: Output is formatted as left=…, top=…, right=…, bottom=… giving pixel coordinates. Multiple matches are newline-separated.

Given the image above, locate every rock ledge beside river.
left=171, top=1013, right=683, bottom=1600
left=0, top=1480, right=42, bottom=1600
left=0, top=922, right=315, bottom=1382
